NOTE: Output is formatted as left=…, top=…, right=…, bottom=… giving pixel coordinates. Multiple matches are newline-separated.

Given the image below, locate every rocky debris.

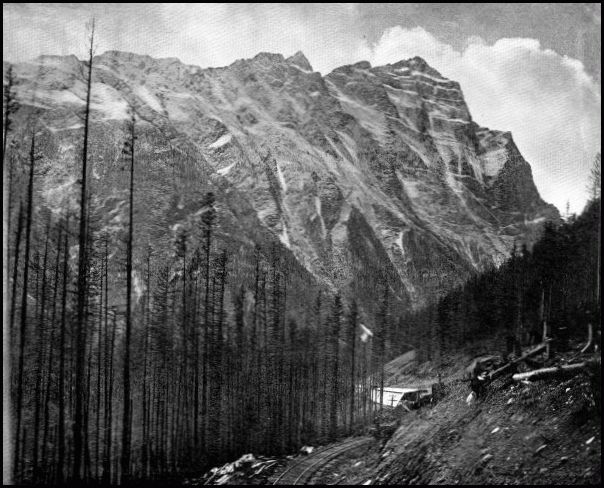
left=364, top=341, right=600, bottom=485
left=299, top=445, right=315, bottom=455
left=186, top=453, right=280, bottom=485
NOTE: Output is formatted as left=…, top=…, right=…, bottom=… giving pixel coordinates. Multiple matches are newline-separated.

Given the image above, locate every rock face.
left=4, top=51, right=559, bottom=310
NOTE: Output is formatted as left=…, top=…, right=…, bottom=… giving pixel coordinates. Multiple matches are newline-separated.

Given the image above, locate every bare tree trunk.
left=488, top=343, right=547, bottom=381
left=329, top=295, right=341, bottom=442
left=2, top=64, right=16, bottom=486
left=101, top=237, right=111, bottom=484
left=512, top=361, right=599, bottom=382
left=57, top=223, right=69, bottom=484
left=349, top=300, right=357, bottom=433
left=41, top=225, right=62, bottom=480
left=35, top=229, right=52, bottom=463
left=2, top=65, right=16, bottom=165
left=103, top=312, right=116, bottom=484
left=9, top=204, right=23, bottom=340
left=121, top=111, right=136, bottom=484
left=32, top=227, right=51, bottom=482
left=73, top=20, right=95, bottom=481
left=95, top=256, right=103, bottom=480
left=141, top=250, right=151, bottom=478
left=14, top=134, right=36, bottom=480
left=84, top=277, right=93, bottom=482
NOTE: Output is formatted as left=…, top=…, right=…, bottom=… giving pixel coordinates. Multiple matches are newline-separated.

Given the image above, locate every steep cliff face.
left=4, top=51, right=558, bottom=310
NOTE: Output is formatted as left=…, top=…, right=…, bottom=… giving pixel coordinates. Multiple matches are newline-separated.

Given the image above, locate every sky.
left=3, top=3, right=601, bottom=214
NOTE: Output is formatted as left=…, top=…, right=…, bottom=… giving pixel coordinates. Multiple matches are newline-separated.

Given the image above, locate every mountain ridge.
left=4, top=50, right=559, bottom=310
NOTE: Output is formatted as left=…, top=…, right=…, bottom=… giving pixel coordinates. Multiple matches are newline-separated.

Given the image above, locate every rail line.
left=271, top=437, right=373, bottom=485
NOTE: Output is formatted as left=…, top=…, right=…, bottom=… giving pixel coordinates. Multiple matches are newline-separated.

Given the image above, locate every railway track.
left=271, top=437, right=373, bottom=485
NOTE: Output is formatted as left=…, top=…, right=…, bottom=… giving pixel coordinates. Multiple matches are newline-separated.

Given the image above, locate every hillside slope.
left=373, top=348, right=601, bottom=484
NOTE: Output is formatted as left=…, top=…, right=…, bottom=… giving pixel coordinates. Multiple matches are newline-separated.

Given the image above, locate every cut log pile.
left=483, top=338, right=601, bottom=386
left=488, top=343, right=547, bottom=381
left=490, top=317, right=602, bottom=384
left=466, top=332, right=602, bottom=392
left=192, top=453, right=280, bottom=485
left=512, top=360, right=600, bottom=382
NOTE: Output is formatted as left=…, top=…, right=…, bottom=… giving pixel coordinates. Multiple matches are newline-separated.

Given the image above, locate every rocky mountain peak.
left=251, top=52, right=286, bottom=65
left=353, top=60, right=372, bottom=70
left=96, top=50, right=152, bottom=64
left=5, top=50, right=559, bottom=309
left=286, top=51, right=313, bottom=72
left=94, top=50, right=183, bottom=70
left=391, top=56, right=445, bottom=79
left=34, top=53, right=80, bottom=65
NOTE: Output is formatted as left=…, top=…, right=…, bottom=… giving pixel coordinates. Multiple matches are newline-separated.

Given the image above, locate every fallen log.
left=488, top=343, right=547, bottom=381
left=512, top=359, right=600, bottom=382
left=580, top=322, right=594, bottom=354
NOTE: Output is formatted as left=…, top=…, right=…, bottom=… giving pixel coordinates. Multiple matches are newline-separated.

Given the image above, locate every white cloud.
left=3, top=4, right=365, bottom=73
left=4, top=5, right=600, bottom=214
left=359, top=26, right=601, bottom=214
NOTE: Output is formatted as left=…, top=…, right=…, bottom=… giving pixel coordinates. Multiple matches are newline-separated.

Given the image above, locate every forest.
left=397, top=192, right=601, bottom=366
left=3, top=41, right=395, bottom=484
left=3, top=27, right=601, bottom=486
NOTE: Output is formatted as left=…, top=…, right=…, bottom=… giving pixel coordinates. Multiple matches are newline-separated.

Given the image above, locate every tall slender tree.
left=73, top=19, right=95, bottom=481
left=9, top=204, right=24, bottom=338
left=57, top=220, right=69, bottom=484
left=200, top=191, right=216, bottom=452
left=348, top=299, right=358, bottom=433
left=14, top=133, right=37, bottom=478
left=2, top=64, right=19, bottom=165
left=32, top=224, right=51, bottom=482
left=3, top=71, right=19, bottom=482
left=121, top=108, right=136, bottom=483
left=328, top=294, right=342, bottom=441
left=41, top=223, right=62, bottom=482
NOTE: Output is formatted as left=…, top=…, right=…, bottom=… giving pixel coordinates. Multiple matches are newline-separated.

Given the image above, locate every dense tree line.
left=4, top=177, right=388, bottom=483
left=3, top=47, right=393, bottom=485
left=397, top=188, right=601, bottom=363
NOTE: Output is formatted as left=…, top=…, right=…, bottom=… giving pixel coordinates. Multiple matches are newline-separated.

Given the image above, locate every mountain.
left=4, top=51, right=559, bottom=314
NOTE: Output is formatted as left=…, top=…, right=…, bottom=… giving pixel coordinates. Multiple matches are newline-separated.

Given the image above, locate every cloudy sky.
left=4, top=3, right=601, bottom=214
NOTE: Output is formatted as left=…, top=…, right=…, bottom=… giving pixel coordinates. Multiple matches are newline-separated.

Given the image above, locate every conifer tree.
left=73, top=19, right=95, bottom=481
left=121, top=109, right=136, bottom=483
left=328, top=294, right=342, bottom=441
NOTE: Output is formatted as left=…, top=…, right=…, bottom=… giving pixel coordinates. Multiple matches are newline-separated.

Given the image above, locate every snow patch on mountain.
left=44, top=176, right=78, bottom=215
left=45, top=90, right=84, bottom=106
left=399, top=178, right=421, bottom=199
left=525, top=216, right=546, bottom=225
left=396, top=231, right=405, bottom=257
left=133, top=271, right=144, bottom=304
left=217, top=161, right=236, bottom=176
left=481, top=147, right=509, bottom=178
left=276, top=162, right=288, bottom=192
left=279, top=224, right=291, bottom=249
left=314, top=196, right=327, bottom=238
left=326, top=81, right=388, bottom=142
left=90, top=83, right=129, bottom=120
left=291, top=64, right=313, bottom=74
left=134, top=84, right=163, bottom=112
left=209, top=133, right=232, bottom=149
